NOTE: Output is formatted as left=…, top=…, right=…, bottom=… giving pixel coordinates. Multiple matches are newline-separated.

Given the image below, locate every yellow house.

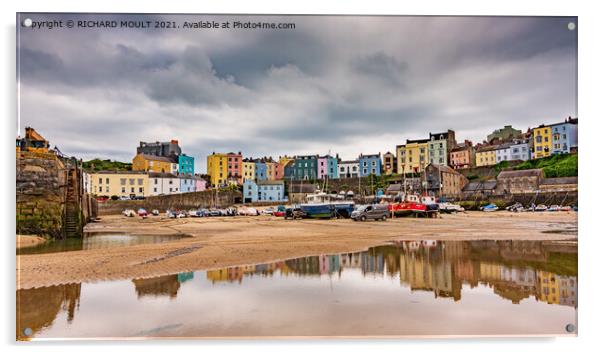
left=475, top=146, right=498, bottom=167
left=132, top=153, right=177, bottom=173
left=207, top=153, right=229, bottom=186
left=396, top=139, right=429, bottom=174
left=89, top=171, right=149, bottom=198
left=533, top=125, right=552, bottom=159
left=242, top=159, right=256, bottom=181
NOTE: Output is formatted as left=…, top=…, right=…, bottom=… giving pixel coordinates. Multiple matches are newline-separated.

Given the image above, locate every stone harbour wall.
left=97, top=190, right=242, bottom=215
left=16, top=152, right=66, bottom=238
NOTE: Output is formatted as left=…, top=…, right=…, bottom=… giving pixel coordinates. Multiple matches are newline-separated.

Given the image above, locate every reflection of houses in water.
left=492, top=266, right=538, bottom=304
left=398, top=249, right=461, bottom=301
left=339, top=252, right=362, bottom=269
left=536, top=271, right=578, bottom=307
left=17, top=283, right=82, bottom=340
left=454, top=259, right=478, bottom=288
left=361, top=251, right=384, bottom=275
left=498, top=241, right=548, bottom=263
left=479, top=262, right=502, bottom=283
left=177, top=272, right=194, bottom=283
left=285, top=256, right=320, bottom=276
left=537, top=271, right=560, bottom=304
left=319, top=255, right=340, bottom=275
left=132, top=275, right=180, bottom=299
left=199, top=240, right=576, bottom=308
left=558, top=275, right=578, bottom=307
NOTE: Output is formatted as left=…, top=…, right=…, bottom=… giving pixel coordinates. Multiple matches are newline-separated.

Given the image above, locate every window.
left=106, top=178, right=109, bottom=184
left=153, top=187, right=157, bottom=192
left=130, top=187, right=134, bottom=193
left=169, top=180, right=173, bottom=184
left=122, top=187, right=126, bottom=193
left=99, top=186, right=102, bottom=192
left=138, top=178, right=143, bottom=185
left=120, top=178, right=126, bottom=185
left=129, top=178, right=134, bottom=185
left=154, top=178, right=158, bottom=184
left=139, top=187, right=143, bottom=193
left=98, top=178, right=102, bottom=184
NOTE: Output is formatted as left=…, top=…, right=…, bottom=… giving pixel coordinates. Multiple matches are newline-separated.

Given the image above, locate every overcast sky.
left=17, top=14, right=577, bottom=172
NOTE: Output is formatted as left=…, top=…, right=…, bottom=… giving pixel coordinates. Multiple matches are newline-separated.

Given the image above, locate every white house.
left=338, top=160, right=360, bottom=178
left=148, top=172, right=181, bottom=196
left=496, top=139, right=531, bottom=163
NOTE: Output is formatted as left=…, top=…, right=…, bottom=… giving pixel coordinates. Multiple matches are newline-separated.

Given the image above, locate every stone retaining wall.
left=97, top=190, right=242, bottom=215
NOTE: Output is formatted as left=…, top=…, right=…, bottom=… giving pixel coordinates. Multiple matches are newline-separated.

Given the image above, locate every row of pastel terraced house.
left=207, top=116, right=578, bottom=189
left=206, top=152, right=383, bottom=187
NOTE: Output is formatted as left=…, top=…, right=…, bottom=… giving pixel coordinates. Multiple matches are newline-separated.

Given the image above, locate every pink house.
left=195, top=177, right=208, bottom=192
left=317, top=156, right=328, bottom=179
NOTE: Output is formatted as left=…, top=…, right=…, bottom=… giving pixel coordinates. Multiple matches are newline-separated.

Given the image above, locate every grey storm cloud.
left=17, top=14, right=577, bottom=172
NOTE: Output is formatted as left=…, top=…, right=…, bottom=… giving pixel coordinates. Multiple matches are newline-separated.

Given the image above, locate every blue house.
left=243, top=180, right=286, bottom=203
left=326, top=155, right=339, bottom=179
left=178, top=154, right=195, bottom=176
left=358, top=153, right=382, bottom=177
left=254, top=160, right=268, bottom=181
left=179, top=175, right=195, bottom=193
left=243, top=179, right=259, bottom=203
left=257, top=180, right=286, bottom=202
left=550, top=117, right=578, bottom=155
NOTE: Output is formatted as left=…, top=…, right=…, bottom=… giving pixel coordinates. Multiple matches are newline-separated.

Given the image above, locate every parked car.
left=285, top=207, right=306, bottom=220
left=119, top=196, right=130, bottom=201
left=188, top=209, right=200, bottom=217
left=351, top=204, right=389, bottom=222
left=208, top=209, right=222, bottom=217
left=151, top=209, right=160, bottom=216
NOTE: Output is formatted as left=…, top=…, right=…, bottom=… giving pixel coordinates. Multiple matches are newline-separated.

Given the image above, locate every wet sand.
left=17, top=235, right=47, bottom=249
left=16, top=211, right=577, bottom=289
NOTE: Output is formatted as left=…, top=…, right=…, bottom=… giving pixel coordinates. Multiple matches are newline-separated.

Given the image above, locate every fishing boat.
left=273, top=205, right=286, bottom=217
left=547, top=205, right=561, bottom=212
left=388, top=194, right=427, bottom=216
left=480, top=204, right=499, bottom=212
left=300, top=192, right=355, bottom=219
left=137, top=208, right=148, bottom=217
left=559, top=205, right=572, bottom=212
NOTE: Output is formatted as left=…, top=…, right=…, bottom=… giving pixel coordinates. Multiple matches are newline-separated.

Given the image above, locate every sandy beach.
left=16, top=211, right=577, bottom=289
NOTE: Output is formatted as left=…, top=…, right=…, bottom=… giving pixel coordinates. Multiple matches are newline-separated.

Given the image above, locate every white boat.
left=438, top=202, right=465, bottom=213
left=535, top=204, right=548, bottom=212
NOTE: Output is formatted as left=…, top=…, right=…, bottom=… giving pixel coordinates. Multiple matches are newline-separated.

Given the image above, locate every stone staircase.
left=63, top=168, right=81, bottom=238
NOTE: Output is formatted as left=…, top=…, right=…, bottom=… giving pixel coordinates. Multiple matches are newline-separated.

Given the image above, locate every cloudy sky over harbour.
left=18, top=14, right=577, bottom=172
